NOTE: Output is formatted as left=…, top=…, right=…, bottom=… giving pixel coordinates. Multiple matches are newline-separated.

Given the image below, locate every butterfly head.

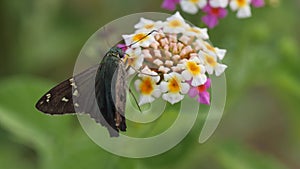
left=110, top=46, right=125, bottom=58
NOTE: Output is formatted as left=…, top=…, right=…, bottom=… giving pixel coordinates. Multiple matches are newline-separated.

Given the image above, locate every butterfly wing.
left=36, top=49, right=127, bottom=137
left=35, top=64, right=99, bottom=115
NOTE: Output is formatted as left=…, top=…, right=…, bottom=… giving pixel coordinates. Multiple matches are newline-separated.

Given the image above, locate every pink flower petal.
left=217, top=8, right=228, bottom=18
left=204, top=78, right=211, bottom=89
left=201, top=5, right=227, bottom=28
left=251, top=0, right=265, bottom=8
left=161, top=0, right=180, bottom=11
left=202, top=15, right=218, bottom=28
left=117, top=44, right=127, bottom=52
left=198, top=91, right=210, bottom=105
left=188, top=87, right=198, bottom=98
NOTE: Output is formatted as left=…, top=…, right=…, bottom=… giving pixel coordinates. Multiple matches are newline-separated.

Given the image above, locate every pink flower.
left=251, top=0, right=265, bottom=8
left=161, top=0, right=180, bottom=11
left=188, top=78, right=211, bottom=105
left=201, top=5, right=227, bottom=29
left=117, top=44, right=127, bottom=53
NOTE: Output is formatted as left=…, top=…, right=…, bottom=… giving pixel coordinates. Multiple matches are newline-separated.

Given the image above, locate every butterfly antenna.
left=127, top=30, right=158, bottom=48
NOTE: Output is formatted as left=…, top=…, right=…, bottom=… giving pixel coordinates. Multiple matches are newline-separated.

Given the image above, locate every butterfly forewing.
left=35, top=78, right=76, bottom=114
left=35, top=64, right=100, bottom=115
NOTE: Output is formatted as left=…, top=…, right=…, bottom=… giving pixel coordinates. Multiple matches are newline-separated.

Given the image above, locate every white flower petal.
left=180, top=1, right=198, bottom=14
left=160, top=81, right=169, bottom=92
left=163, top=12, right=188, bottom=34
left=191, top=56, right=201, bottom=63
left=180, top=83, right=190, bottom=94
left=210, top=0, right=228, bottom=8
left=139, top=95, right=155, bottom=106
left=197, top=0, right=207, bottom=8
left=162, top=93, right=184, bottom=104
left=152, top=87, right=162, bottom=98
left=181, top=70, right=192, bottom=81
left=122, top=34, right=132, bottom=46
left=230, top=1, right=239, bottom=10
left=206, top=65, right=214, bottom=75
left=134, top=79, right=142, bottom=92
left=199, top=64, right=206, bottom=73
left=192, top=73, right=205, bottom=85
left=215, top=63, right=227, bottom=76
left=215, top=48, right=227, bottom=60
left=237, top=6, right=252, bottom=18
left=134, top=18, right=153, bottom=29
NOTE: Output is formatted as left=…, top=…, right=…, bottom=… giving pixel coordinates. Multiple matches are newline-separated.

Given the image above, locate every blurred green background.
left=0, top=0, right=299, bottom=168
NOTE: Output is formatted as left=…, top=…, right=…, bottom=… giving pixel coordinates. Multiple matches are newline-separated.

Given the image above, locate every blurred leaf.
left=217, top=142, right=289, bottom=169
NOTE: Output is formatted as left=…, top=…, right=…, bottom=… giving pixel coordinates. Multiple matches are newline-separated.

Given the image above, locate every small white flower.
left=180, top=0, right=207, bottom=14
left=199, top=51, right=227, bottom=76
left=230, top=0, right=252, bottom=18
left=196, top=40, right=227, bottom=60
left=134, top=18, right=163, bottom=33
left=181, top=57, right=207, bottom=86
left=122, top=32, right=157, bottom=48
left=160, top=72, right=190, bottom=104
left=210, top=0, right=229, bottom=8
left=184, top=26, right=209, bottom=40
left=135, top=67, right=161, bottom=106
left=125, top=47, right=144, bottom=75
left=163, top=12, right=189, bottom=34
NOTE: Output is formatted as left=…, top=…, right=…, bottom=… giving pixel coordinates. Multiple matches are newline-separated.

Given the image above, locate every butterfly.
left=35, top=46, right=128, bottom=137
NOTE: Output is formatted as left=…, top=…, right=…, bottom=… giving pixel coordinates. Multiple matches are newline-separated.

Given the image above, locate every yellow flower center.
left=140, top=77, right=154, bottom=95
left=187, top=61, right=201, bottom=75
left=189, top=0, right=199, bottom=3
left=237, top=0, right=247, bottom=7
left=168, top=77, right=181, bottom=93
left=205, top=43, right=216, bottom=52
left=144, top=24, right=154, bottom=29
left=205, top=54, right=217, bottom=67
left=169, top=19, right=182, bottom=28
left=189, top=27, right=201, bottom=34
left=132, top=33, right=147, bottom=42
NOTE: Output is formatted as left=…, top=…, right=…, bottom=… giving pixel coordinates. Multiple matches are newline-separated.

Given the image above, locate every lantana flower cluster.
left=161, top=0, right=265, bottom=28
left=121, top=12, right=227, bottom=106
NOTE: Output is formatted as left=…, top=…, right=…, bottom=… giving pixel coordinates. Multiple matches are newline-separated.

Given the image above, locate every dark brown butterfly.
left=35, top=46, right=127, bottom=137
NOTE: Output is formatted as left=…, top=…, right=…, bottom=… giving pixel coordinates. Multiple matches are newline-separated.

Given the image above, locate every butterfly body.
left=36, top=47, right=127, bottom=136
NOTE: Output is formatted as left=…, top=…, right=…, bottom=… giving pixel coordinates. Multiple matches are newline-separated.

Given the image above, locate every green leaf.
left=217, top=142, right=289, bottom=169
